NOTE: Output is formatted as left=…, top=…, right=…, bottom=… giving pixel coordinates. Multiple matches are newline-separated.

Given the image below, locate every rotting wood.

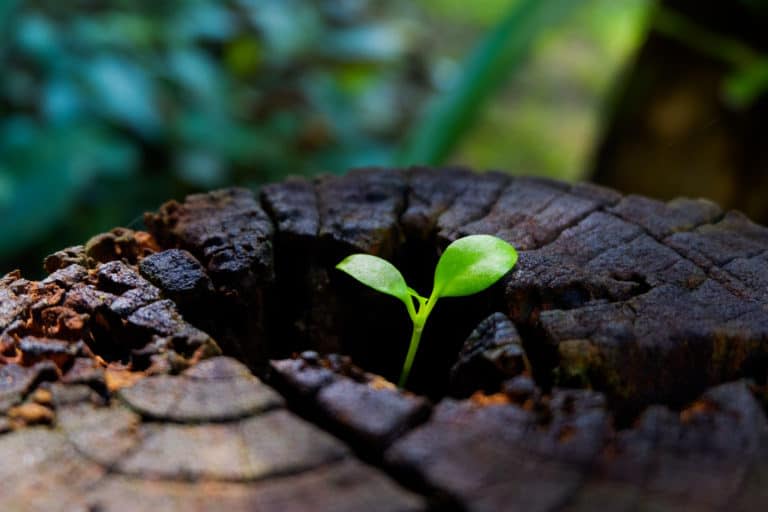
left=0, top=167, right=767, bottom=511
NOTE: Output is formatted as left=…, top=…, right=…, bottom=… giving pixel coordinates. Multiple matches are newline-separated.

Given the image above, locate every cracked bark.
left=1, top=167, right=768, bottom=511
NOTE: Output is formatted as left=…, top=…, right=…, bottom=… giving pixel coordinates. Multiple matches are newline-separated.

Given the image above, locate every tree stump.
left=1, top=167, right=767, bottom=511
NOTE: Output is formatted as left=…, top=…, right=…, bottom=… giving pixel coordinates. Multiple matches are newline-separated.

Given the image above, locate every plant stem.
left=399, top=288, right=439, bottom=388
left=399, top=322, right=424, bottom=388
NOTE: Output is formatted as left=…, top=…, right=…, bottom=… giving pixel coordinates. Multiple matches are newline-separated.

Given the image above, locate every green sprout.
left=336, top=234, right=518, bottom=388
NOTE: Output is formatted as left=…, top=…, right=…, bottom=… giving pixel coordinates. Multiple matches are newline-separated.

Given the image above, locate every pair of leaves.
left=336, top=234, right=518, bottom=311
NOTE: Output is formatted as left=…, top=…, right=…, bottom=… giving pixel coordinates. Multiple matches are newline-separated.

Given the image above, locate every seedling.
left=336, top=234, right=518, bottom=388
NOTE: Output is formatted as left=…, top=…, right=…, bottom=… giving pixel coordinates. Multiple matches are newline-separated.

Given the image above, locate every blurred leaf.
left=0, top=0, right=433, bottom=271
left=398, top=0, right=580, bottom=166
left=175, top=149, right=227, bottom=187
left=418, top=0, right=515, bottom=26
left=168, top=49, right=224, bottom=101
left=653, top=6, right=768, bottom=109
left=0, top=126, right=100, bottom=259
left=174, top=110, right=272, bottom=164
left=724, top=60, right=768, bottom=108
left=0, top=168, right=80, bottom=261
left=248, top=0, right=322, bottom=61
left=43, top=77, right=84, bottom=123
left=172, top=2, right=236, bottom=42
left=0, top=116, right=37, bottom=150
left=70, top=13, right=157, bottom=49
left=0, top=117, right=138, bottom=259
left=225, top=37, right=264, bottom=77
left=653, top=6, right=762, bottom=68
left=323, top=24, right=410, bottom=62
left=86, top=55, right=162, bottom=137
left=15, top=13, right=58, bottom=60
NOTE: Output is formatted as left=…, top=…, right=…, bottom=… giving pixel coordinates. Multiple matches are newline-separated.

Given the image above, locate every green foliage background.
left=0, top=0, right=651, bottom=274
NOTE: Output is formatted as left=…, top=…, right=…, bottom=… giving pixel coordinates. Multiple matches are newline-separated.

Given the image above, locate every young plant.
left=336, top=234, right=518, bottom=388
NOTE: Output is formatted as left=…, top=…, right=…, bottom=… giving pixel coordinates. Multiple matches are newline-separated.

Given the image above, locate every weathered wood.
left=1, top=167, right=767, bottom=511
left=449, top=312, right=527, bottom=397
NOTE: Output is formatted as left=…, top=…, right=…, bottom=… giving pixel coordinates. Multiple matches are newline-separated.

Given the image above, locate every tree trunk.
left=592, top=0, right=768, bottom=224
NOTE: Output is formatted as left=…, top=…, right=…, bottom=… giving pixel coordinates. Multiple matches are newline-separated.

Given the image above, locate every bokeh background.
left=1, top=0, right=766, bottom=276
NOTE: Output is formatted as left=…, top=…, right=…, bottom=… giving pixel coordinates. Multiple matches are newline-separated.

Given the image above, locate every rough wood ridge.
left=1, top=167, right=767, bottom=511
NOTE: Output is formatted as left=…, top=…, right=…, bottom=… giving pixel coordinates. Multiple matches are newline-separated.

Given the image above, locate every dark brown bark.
left=1, top=167, right=767, bottom=511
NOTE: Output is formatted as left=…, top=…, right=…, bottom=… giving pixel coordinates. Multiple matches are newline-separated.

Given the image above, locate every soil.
left=1, top=167, right=767, bottom=511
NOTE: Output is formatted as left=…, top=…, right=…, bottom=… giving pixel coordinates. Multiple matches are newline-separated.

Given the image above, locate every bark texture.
left=1, top=167, right=767, bottom=511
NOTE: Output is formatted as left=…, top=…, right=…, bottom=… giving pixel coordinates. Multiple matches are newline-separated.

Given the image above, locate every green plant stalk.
left=399, top=290, right=439, bottom=388
left=399, top=323, right=424, bottom=388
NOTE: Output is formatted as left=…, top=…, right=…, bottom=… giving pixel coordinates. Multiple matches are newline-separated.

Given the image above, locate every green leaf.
left=336, top=254, right=410, bottom=304
left=433, top=234, right=518, bottom=298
